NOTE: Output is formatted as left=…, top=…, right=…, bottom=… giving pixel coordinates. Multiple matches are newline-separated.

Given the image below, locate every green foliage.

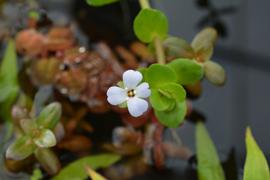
left=134, top=8, right=168, bottom=43
left=191, top=27, right=217, bottom=55
left=150, top=89, right=175, bottom=111
left=35, top=148, right=61, bottom=175
left=6, top=135, right=36, bottom=160
left=196, top=122, right=225, bottom=180
left=33, top=129, right=56, bottom=148
left=0, top=39, right=19, bottom=121
left=163, top=36, right=195, bottom=58
left=53, top=154, right=121, bottom=180
left=36, top=102, right=62, bottom=129
left=159, top=83, right=186, bottom=102
left=155, top=101, right=186, bottom=128
left=5, top=102, right=62, bottom=160
left=31, top=168, right=43, bottom=180
left=168, top=58, right=204, bottom=85
left=243, top=127, right=270, bottom=180
left=204, top=61, right=226, bottom=86
left=161, top=28, right=226, bottom=86
left=143, top=63, right=188, bottom=127
left=86, top=0, right=119, bottom=6
left=145, top=64, right=177, bottom=88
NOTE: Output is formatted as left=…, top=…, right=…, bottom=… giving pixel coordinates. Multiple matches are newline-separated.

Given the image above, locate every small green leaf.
left=159, top=83, right=186, bottom=102
left=6, top=135, right=36, bottom=160
left=34, top=148, right=61, bottom=175
left=34, top=129, right=56, bottom=148
left=20, top=118, right=37, bottom=133
left=155, top=101, right=187, bottom=128
left=191, top=27, right=217, bottom=52
left=168, top=58, right=204, bottom=85
left=0, top=39, right=19, bottom=121
left=36, top=102, right=62, bottom=129
left=195, top=44, right=214, bottom=62
left=146, top=64, right=177, bottom=89
left=196, top=122, right=225, bottom=180
left=204, top=61, right=226, bottom=86
left=163, top=36, right=195, bottom=58
left=0, top=39, right=18, bottom=84
left=150, top=89, right=175, bottom=111
left=243, top=127, right=270, bottom=180
left=52, top=154, right=121, bottom=180
left=31, top=168, right=43, bottom=180
left=134, top=9, right=168, bottom=43
left=86, top=0, right=119, bottom=6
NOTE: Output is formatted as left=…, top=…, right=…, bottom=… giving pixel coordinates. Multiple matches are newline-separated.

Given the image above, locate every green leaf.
left=86, top=0, right=119, bottom=6
left=196, top=122, right=225, bottom=180
left=6, top=135, right=36, bottom=160
left=0, top=39, right=19, bottom=121
left=159, top=83, right=186, bottom=102
left=52, top=154, right=121, bottom=180
left=155, top=101, right=187, bottom=128
left=243, top=127, right=270, bottom=180
left=191, top=27, right=217, bottom=52
left=134, top=9, right=168, bottom=43
left=0, top=39, right=18, bottom=84
left=145, top=64, right=177, bottom=89
left=150, top=89, right=175, bottom=111
left=34, top=148, right=61, bottom=175
left=34, top=129, right=56, bottom=148
left=31, top=168, right=43, bottom=180
left=204, top=61, right=226, bottom=86
left=0, top=84, right=19, bottom=121
left=20, top=118, right=37, bottom=134
left=168, top=58, right=204, bottom=85
left=163, top=36, right=195, bottom=58
left=36, top=102, right=62, bottom=129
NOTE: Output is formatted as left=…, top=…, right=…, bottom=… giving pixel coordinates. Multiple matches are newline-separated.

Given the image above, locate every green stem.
left=154, top=36, right=166, bottom=64
left=138, top=0, right=166, bottom=64
left=139, top=0, right=150, bottom=9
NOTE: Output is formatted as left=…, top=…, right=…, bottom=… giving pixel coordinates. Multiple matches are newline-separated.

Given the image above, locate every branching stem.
left=138, top=0, right=166, bottom=64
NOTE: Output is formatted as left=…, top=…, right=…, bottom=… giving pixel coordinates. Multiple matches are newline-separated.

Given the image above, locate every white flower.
left=107, top=70, right=151, bottom=117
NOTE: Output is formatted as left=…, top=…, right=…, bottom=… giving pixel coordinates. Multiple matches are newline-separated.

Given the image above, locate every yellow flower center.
left=127, top=89, right=136, bottom=97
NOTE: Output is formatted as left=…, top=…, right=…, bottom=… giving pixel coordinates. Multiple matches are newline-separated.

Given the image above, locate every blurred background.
left=2, top=0, right=270, bottom=179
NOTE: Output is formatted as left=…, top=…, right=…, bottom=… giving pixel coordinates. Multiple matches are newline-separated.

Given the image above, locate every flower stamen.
left=127, top=89, right=136, bottom=97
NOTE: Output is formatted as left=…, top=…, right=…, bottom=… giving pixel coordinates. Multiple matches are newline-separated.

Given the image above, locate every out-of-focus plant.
left=30, top=168, right=43, bottom=180
left=0, top=39, right=19, bottom=122
left=243, top=128, right=270, bottom=180
left=6, top=102, right=62, bottom=175
left=196, top=122, right=225, bottom=180
left=53, top=154, right=120, bottom=180
left=163, top=28, right=226, bottom=86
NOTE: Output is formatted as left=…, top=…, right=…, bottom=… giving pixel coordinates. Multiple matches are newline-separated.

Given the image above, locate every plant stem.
left=154, top=36, right=166, bottom=64
left=139, top=0, right=150, bottom=9
left=138, top=0, right=166, bottom=64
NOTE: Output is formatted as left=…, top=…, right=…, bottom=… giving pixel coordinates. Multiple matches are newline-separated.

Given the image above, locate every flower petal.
left=123, top=70, right=142, bottom=89
left=136, top=82, right=151, bottom=98
left=107, top=86, right=127, bottom=105
left=127, top=97, right=148, bottom=117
